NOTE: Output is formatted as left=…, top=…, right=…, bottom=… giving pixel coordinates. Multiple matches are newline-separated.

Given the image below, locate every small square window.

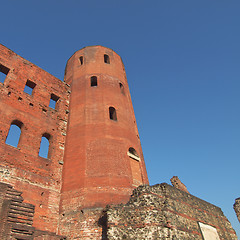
left=24, top=80, right=36, bottom=95
left=49, top=93, right=60, bottom=109
left=0, top=64, right=10, bottom=83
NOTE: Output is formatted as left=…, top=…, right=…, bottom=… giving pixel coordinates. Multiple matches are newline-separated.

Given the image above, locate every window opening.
left=24, top=80, right=36, bottom=95
left=5, top=120, right=23, bottom=148
left=119, top=83, right=125, bottom=95
left=109, top=107, right=117, bottom=121
left=127, top=147, right=140, bottom=161
left=0, top=64, right=10, bottom=83
left=104, top=54, right=110, bottom=64
left=91, top=76, right=97, bottom=87
left=39, top=133, right=51, bottom=159
left=79, top=56, right=83, bottom=65
left=49, top=94, right=60, bottom=109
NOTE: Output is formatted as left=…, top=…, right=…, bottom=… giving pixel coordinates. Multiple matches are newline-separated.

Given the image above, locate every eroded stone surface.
left=234, top=198, right=240, bottom=223
left=106, top=184, right=237, bottom=240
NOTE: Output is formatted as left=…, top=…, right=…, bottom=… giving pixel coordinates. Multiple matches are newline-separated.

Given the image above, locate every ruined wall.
left=0, top=44, right=237, bottom=240
left=0, top=44, right=70, bottom=233
left=106, top=184, right=237, bottom=240
left=0, top=182, right=65, bottom=240
left=234, top=198, right=240, bottom=223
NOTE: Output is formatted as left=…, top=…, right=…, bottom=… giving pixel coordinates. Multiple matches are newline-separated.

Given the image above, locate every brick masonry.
left=0, top=43, right=238, bottom=239
left=0, top=43, right=70, bottom=234
left=0, top=182, right=65, bottom=239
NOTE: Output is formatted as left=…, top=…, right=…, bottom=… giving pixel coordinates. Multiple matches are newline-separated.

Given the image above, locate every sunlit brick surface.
left=61, top=46, right=148, bottom=213
left=0, top=44, right=70, bottom=233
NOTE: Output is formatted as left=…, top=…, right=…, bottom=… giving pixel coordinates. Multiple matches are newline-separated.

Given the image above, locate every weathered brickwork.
left=0, top=44, right=238, bottom=239
left=0, top=182, right=65, bottom=239
left=106, top=184, right=237, bottom=240
left=61, top=46, right=148, bottom=213
left=0, top=43, right=70, bottom=233
left=234, top=198, right=240, bottom=223
left=170, top=176, right=189, bottom=193
left=59, top=208, right=105, bottom=239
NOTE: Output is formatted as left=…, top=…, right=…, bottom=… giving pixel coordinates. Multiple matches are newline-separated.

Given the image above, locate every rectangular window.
left=49, top=93, right=60, bottom=109
left=91, top=76, right=97, bottom=87
left=24, top=80, right=36, bottom=95
left=0, top=64, right=10, bottom=83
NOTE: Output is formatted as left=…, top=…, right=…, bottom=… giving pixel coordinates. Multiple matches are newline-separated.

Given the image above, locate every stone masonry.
left=0, top=43, right=238, bottom=239
left=106, top=184, right=237, bottom=240
left=234, top=198, right=240, bottom=223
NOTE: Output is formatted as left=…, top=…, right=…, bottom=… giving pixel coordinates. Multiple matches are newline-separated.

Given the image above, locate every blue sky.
left=1, top=1, right=240, bottom=236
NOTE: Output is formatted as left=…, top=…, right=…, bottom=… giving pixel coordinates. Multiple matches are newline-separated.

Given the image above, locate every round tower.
left=61, top=46, right=148, bottom=211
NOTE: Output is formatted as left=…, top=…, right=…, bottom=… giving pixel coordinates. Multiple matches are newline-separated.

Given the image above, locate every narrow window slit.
left=119, top=83, right=125, bottom=95
left=109, top=107, right=117, bottom=121
left=39, top=133, right=51, bottom=159
left=79, top=56, right=83, bottom=65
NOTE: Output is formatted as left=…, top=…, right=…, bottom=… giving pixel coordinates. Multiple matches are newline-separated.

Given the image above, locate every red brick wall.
left=61, top=46, right=148, bottom=215
left=0, top=44, right=70, bottom=233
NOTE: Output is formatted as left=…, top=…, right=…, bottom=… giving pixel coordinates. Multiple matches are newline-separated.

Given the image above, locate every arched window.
left=127, top=147, right=140, bottom=161
left=104, top=54, right=110, bottom=64
left=39, top=133, right=51, bottom=159
left=91, top=76, right=98, bottom=87
left=79, top=56, right=83, bottom=65
left=119, top=82, right=125, bottom=95
left=5, top=120, right=23, bottom=148
left=109, top=107, right=117, bottom=121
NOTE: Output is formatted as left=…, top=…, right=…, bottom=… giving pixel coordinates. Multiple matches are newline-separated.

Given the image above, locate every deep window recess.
left=91, top=76, right=98, bottom=87
left=104, top=54, right=110, bottom=64
left=119, top=83, right=125, bottom=95
left=0, top=64, right=10, bottom=83
left=24, top=80, right=36, bottom=95
left=49, top=94, right=60, bottom=109
left=39, top=133, right=51, bottom=159
left=79, top=56, right=83, bottom=65
left=109, top=107, right=117, bottom=121
left=127, top=147, right=140, bottom=161
left=5, top=120, right=23, bottom=148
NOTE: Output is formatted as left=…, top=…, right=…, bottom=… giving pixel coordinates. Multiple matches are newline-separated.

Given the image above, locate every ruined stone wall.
left=106, top=184, right=237, bottom=240
left=234, top=198, right=240, bottom=223
left=0, top=44, right=70, bottom=233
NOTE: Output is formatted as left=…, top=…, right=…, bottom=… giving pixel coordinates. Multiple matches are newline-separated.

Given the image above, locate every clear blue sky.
left=1, top=1, right=239, bottom=236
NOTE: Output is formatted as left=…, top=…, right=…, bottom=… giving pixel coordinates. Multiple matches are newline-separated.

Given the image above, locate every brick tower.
left=60, top=46, right=148, bottom=212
